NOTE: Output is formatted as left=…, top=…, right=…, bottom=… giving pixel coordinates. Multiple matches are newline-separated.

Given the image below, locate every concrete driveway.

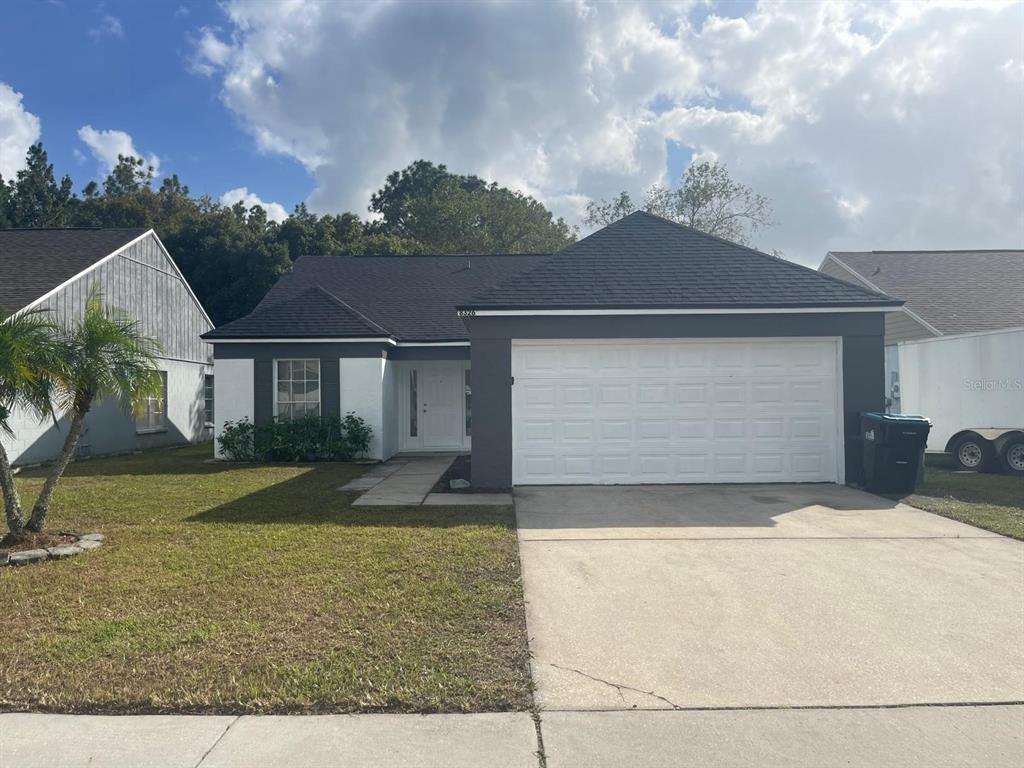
left=517, top=483, right=1024, bottom=765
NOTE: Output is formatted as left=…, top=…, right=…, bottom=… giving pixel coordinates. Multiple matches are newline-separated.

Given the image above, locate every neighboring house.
left=819, top=249, right=1024, bottom=450
left=205, top=212, right=900, bottom=488
left=0, top=228, right=215, bottom=465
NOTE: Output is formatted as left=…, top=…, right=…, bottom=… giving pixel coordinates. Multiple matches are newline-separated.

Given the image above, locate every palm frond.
left=0, top=308, right=61, bottom=436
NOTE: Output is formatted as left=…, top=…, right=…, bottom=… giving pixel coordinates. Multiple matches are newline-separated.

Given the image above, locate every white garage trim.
left=512, top=338, right=845, bottom=486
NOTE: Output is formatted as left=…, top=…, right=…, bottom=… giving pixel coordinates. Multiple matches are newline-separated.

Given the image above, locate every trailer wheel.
left=1000, top=437, right=1024, bottom=477
left=951, top=435, right=994, bottom=472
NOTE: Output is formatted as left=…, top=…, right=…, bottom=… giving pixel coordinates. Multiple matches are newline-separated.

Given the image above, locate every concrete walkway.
left=0, top=712, right=539, bottom=768
left=343, top=455, right=512, bottom=506
left=346, top=456, right=454, bottom=505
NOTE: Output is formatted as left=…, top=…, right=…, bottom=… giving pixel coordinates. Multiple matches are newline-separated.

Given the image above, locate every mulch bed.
left=0, top=531, right=77, bottom=553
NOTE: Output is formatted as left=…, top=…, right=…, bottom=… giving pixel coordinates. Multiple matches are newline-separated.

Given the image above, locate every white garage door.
left=512, top=338, right=842, bottom=485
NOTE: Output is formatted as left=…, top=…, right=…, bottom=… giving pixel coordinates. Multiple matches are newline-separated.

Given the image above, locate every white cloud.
left=77, top=125, right=160, bottom=177
left=220, top=186, right=289, bottom=222
left=89, top=14, right=123, bottom=40
left=194, top=0, right=1024, bottom=264
left=0, top=82, right=42, bottom=180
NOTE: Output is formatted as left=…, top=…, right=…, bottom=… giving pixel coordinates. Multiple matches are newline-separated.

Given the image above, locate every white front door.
left=512, top=338, right=843, bottom=485
left=399, top=361, right=470, bottom=452
left=422, top=366, right=463, bottom=448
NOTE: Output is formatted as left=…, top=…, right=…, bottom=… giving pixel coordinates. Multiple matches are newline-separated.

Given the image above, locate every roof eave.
left=457, top=301, right=904, bottom=313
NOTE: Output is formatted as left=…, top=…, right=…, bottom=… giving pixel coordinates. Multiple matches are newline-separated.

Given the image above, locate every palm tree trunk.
left=0, top=441, right=25, bottom=536
left=26, top=407, right=87, bottom=533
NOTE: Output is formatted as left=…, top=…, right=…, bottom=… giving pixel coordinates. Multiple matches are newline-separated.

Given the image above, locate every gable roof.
left=203, top=253, right=549, bottom=342
left=204, top=285, right=390, bottom=340
left=0, top=227, right=149, bottom=314
left=463, top=212, right=901, bottom=311
left=823, top=250, right=1024, bottom=335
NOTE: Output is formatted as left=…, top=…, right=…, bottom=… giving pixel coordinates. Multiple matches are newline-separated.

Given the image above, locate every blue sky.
left=2, top=0, right=310, bottom=212
left=1, top=1, right=1020, bottom=263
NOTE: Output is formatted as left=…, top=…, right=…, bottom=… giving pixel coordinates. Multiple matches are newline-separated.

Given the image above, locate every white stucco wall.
left=898, top=327, right=1024, bottom=450
left=213, top=358, right=254, bottom=459
left=339, top=357, right=386, bottom=460
left=3, top=357, right=212, bottom=466
left=381, top=357, right=398, bottom=460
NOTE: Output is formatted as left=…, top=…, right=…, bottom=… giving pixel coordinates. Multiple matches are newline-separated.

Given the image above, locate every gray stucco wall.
left=465, top=313, right=885, bottom=489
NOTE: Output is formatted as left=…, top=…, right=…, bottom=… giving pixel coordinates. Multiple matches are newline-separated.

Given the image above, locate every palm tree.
left=0, top=309, right=62, bottom=536
left=25, top=293, right=162, bottom=533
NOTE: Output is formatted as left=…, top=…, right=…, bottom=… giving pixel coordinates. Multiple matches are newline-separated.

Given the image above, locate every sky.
left=1, top=0, right=1022, bottom=265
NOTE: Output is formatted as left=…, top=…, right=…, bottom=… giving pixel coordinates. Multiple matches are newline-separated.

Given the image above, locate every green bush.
left=217, top=413, right=373, bottom=462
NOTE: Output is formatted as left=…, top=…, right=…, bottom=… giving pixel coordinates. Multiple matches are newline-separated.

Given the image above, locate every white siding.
left=898, top=328, right=1024, bottom=451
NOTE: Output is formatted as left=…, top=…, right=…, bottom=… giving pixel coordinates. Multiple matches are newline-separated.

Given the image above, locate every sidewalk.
left=0, top=712, right=539, bottom=768
left=4, top=706, right=1022, bottom=767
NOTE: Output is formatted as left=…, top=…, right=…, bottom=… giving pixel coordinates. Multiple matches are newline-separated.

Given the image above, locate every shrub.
left=217, top=413, right=373, bottom=462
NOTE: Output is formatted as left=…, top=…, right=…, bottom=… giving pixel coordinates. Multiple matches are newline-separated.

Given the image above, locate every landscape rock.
left=10, top=549, right=49, bottom=565
left=47, top=545, right=84, bottom=559
left=78, top=533, right=105, bottom=542
left=450, top=478, right=471, bottom=490
left=76, top=539, right=103, bottom=550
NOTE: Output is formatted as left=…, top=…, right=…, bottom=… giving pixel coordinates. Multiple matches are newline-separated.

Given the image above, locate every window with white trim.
left=275, top=359, right=321, bottom=419
left=203, top=374, right=215, bottom=426
left=135, top=371, right=168, bottom=433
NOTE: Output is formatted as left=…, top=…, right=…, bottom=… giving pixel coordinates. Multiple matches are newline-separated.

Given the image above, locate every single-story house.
left=205, top=212, right=901, bottom=488
left=0, top=228, right=214, bottom=465
left=819, top=249, right=1024, bottom=450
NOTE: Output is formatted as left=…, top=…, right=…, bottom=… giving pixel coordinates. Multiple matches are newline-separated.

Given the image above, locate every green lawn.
left=897, top=454, right=1024, bottom=540
left=0, top=445, right=530, bottom=714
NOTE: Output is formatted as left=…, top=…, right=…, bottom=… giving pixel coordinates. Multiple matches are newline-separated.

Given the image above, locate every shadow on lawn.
left=187, top=466, right=514, bottom=528
left=15, top=445, right=236, bottom=479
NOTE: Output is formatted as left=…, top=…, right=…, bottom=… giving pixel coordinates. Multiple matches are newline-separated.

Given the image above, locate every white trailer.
left=896, top=326, right=1024, bottom=474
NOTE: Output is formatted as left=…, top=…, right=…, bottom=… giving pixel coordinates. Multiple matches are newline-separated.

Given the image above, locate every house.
left=204, top=212, right=901, bottom=487
left=819, top=249, right=1024, bottom=450
left=0, top=228, right=214, bottom=465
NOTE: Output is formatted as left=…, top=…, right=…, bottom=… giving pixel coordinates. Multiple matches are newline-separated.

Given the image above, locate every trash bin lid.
left=870, top=412, right=932, bottom=424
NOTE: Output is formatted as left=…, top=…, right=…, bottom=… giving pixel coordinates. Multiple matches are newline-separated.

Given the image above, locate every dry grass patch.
left=0, top=445, right=530, bottom=714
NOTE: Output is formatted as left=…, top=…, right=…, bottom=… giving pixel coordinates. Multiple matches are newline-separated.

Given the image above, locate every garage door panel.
left=513, top=339, right=840, bottom=485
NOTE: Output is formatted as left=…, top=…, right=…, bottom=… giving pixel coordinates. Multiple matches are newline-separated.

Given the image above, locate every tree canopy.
left=585, top=161, right=773, bottom=246
left=1, top=146, right=575, bottom=325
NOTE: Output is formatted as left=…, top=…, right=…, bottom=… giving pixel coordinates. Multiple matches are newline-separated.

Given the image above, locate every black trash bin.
left=861, top=412, right=932, bottom=493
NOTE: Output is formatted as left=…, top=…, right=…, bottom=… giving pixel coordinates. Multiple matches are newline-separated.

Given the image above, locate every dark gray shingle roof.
left=205, top=253, right=548, bottom=342
left=465, top=212, right=901, bottom=310
left=826, top=250, right=1024, bottom=334
left=203, top=286, right=390, bottom=339
left=0, top=228, right=149, bottom=313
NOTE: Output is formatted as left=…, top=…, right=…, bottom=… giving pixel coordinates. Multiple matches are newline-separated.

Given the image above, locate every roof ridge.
left=0, top=226, right=149, bottom=232
left=310, top=285, right=392, bottom=337
left=295, top=252, right=553, bottom=261
left=626, top=211, right=895, bottom=301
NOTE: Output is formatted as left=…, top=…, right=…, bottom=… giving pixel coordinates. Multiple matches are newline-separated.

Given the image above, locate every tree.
left=25, top=294, right=162, bottom=533
left=370, top=160, right=575, bottom=253
left=585, top=161, right=773, bottom=246
left=0, top=309, right=62, bottom=536
left=5, top=143, right=75, bottom=228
